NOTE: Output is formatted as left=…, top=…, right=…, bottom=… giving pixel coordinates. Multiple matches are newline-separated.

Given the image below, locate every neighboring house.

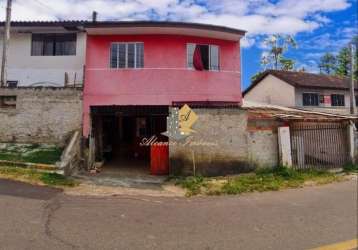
left=82, top=21, right=247, bottom=175
left=243, top=70, right=358, bottom=114
left=0, top=21, right=86, bottom=87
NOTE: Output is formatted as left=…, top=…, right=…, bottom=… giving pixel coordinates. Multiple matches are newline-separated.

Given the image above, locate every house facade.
left=0, top=21, right=86, bottom=87
left=82, top=21, right=248, bottom=175
left=244, top=70, right=357, bottom=115
left=0, top=21, right=85, bottom=145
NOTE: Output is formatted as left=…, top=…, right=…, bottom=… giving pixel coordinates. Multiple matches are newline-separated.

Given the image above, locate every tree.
left=279, top=58, right=295, bottom=71
left=335, top=47, right=350, bottom=77
left=251, top=71, right=264, bottom=82
left=261, top=34, right=297, bottom=70
left=318, top=52, right=336, bottom=74
left=334, top=36, right=358, bottom=79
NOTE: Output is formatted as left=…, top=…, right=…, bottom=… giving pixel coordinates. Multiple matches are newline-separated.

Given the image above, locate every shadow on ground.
left=0, top=178, right=62, bottom=200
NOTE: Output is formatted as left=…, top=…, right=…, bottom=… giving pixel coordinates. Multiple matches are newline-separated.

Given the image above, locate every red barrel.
left=150, top=144, right=169, bottom=175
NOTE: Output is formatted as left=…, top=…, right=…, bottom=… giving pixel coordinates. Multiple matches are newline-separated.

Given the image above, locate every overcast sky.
left=1, top=0, right=357, bottom=87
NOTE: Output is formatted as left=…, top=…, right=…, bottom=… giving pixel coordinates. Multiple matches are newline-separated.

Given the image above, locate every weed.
left=0, top=143, right=62, bottom=164
left=178, top=166, right=342, bottom=196
left=175, top=176, right=207, bottom=196
left=40, top=173, right=77, bottom=187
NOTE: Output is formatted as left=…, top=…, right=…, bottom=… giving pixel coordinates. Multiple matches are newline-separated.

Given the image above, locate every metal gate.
left=290, top=122, right=349, bottom=169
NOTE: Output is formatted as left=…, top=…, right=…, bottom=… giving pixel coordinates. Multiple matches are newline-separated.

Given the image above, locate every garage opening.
left=90, top=106, right=169, bottom=176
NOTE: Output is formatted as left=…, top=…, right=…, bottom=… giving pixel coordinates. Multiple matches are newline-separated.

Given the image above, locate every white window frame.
left=186, top=43, right=220, bottom=71
left=110, top=42, right=144, bottom=69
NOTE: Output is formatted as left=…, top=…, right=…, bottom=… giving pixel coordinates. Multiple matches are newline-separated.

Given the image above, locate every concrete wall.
left=244, top=75, right=296, bottom=106
left=247, top=130, right=279, bottom=168
left=0, top=32, right=86, bottom=86
left=169, top=108, right=279, bottom=176
left=0, top=87, right=82, bottom=145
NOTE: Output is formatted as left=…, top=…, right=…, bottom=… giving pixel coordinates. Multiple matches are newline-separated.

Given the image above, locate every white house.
left=0, top=21, right=86, bottom=87
left=243, top=70, right=358, bottom=115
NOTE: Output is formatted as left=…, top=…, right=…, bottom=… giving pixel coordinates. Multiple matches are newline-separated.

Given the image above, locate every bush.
left=343, top=163, right=358, bottom=173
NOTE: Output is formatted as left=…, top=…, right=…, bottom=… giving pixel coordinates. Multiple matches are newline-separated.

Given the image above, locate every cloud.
left=0, top=0, right=351, bottom=36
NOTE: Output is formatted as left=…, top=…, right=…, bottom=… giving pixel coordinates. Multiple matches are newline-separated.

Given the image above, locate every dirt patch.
left=64, top=182, right=186, bottom=197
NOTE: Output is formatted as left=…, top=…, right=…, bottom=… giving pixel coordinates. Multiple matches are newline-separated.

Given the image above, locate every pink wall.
left=83, top=34, right=242, bottom=136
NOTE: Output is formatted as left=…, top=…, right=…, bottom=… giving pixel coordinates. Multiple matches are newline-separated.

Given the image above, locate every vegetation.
left=319, top=52, right=337, bottom=74
left=250, top=34, right=297, bottom=82
left=0, top=143, right=62, bottom=164
left=261, top=34, right=297, bottom=70
left=176, top=166, right=345, bottom=196
left=319, top=35, right=358, bottom=79
left=0, top=166, right=77, bottom=187
left=343, top=163, right=358, bottom=173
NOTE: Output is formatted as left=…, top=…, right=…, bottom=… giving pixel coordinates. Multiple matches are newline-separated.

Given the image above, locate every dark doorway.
left=91, top=106, right=168, bottom=174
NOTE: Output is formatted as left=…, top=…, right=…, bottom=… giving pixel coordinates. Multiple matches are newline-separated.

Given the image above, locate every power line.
left=31, top=0, right=61, bottom=20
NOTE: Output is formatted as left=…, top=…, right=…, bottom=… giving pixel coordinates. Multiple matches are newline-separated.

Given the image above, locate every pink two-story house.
left=83, top=21, right=246, bottom=176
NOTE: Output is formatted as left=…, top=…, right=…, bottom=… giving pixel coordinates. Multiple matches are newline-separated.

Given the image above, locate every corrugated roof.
left=242, top=100, right=357, bottom=121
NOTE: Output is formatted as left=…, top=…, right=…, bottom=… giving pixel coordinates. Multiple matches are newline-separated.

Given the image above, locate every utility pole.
left=349, top=43, right=356, bottom=115
left=1, top=0, right=12, bottom=87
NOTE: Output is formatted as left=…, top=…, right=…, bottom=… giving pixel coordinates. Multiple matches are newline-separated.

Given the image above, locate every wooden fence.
left=290, top=122, right=349, bottom=169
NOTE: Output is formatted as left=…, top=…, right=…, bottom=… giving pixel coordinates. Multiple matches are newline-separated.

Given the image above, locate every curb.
left=0, top=160, right=59, bottom=171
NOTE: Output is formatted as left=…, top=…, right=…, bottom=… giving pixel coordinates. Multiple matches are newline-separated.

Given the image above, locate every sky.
left=0, top=0, right=357, bottom=89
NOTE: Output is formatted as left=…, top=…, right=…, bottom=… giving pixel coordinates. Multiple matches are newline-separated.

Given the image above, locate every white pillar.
left=348, top=122, right=356, bottom=163
left=278, top=126, right=292, bottom=167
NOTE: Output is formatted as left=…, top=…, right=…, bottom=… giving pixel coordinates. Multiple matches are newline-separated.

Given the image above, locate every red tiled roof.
left=243, top=70, right=357, bottom=95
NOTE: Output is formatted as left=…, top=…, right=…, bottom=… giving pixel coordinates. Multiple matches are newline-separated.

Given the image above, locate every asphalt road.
left=0, top=178, right=357, bottom=250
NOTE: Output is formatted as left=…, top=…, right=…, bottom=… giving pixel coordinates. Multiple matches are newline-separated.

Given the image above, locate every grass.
left=0, top=166, right=77, bottom=187
left=0, top=143, right=62, bottom=164
left=176, top=166, right=344, bottom=196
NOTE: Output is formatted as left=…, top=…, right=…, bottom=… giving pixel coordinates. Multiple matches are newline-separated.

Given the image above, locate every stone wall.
left=0, top=87, right=82, bottom=146
left=169, top=108, right=280, bottom=176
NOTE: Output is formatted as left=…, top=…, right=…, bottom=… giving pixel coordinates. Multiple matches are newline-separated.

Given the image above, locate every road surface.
left=0, top=178, right=357, bottom=250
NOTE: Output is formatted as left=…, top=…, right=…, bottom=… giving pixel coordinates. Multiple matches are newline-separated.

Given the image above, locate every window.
left=110, top=42, right=144, bottom=69
left=31, top=33, right=76, bottom=56
left=187, top=43, right=219, bottom=71
left=6, top=81, right=18, bottom=88
left=331, top=94, right=345, bottom=106
left=0, top=96, right=16, bottom=108
left=302, top=93, right=319, bottom=106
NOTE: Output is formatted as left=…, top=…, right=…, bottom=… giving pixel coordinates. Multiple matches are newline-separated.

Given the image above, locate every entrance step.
left=74, top=173, right=167, bottom=189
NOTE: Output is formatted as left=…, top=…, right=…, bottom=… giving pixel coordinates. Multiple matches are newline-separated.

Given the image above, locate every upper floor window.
left=187, top=43, right=219, bottom=71
left=302, top=93, right=319, bottom=106
left=6, top=80, right=18, bottom=88
left=110, top=42, right=144, bottom=69
left=331, top=94, right=345, bottom=106
left=31, top=33, right=76, bottom=56
left=0, top=96, right=16, bottom=109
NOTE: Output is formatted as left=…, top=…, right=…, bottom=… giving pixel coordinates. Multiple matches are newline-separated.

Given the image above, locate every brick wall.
left=0, top=87, right=82, bottom=146
left=169, top=108, right=279, bottom=176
